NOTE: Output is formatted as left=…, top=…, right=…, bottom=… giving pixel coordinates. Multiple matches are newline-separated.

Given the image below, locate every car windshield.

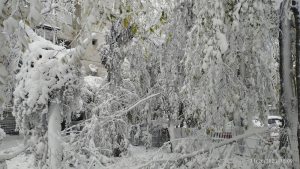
left=268, top=119, right=282, bottom=127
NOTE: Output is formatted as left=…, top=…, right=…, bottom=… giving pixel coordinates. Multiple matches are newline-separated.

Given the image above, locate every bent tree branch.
left=135, top=125, right=273, bottom=169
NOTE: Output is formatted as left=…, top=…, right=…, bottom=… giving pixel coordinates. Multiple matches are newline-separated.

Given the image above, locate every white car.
left=253, top=116, right=283, bottom=142
left=209, top=116, right=283, bottom=142
left=268, top=116, right=283, bottom=127
left=252, top=116, right=282, bottom=127
left=267, top=116, right=282, bottom=142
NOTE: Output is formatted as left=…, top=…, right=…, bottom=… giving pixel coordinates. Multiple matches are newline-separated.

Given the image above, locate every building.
left=34, top=4, right=107, bottom=77
left=269, top=106, right=278, bottom=116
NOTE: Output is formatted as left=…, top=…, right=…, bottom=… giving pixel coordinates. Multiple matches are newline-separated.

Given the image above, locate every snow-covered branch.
left=0, top=144, right=29, bottom=161
left=135, top=125, right=274, bottom=169
left=104, top=93, right=161, bottom=118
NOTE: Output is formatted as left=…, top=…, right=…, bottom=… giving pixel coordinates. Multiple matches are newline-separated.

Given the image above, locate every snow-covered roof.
left=35, top=24, right=60, bottom=31
left=268, top=116, right=282, bottom=120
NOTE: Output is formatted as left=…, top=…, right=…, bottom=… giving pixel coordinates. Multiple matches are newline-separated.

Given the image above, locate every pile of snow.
left=84, top=76, right=104, bottom=88
left=89, top=64, right=98, bottom=74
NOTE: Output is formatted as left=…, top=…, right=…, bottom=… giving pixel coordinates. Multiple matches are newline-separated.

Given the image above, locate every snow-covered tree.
left=181, top=0, right=278, bottom=136
left=12, top=22, right=96, bottom=168
left=0, top=0, right=99, bottom=167
left=1, top=0, right=299, bottom=168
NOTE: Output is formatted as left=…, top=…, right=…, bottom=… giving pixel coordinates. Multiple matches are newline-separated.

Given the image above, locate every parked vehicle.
left=266, top=116, right=282, bottom=143
left=268, top=116, right=283, bottom=127
left=252, top=115, right=283, bottom=143
left=210, top=116, right=283, bottom=143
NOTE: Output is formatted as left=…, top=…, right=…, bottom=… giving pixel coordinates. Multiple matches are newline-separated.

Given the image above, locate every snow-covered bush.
left=79, top=76, right=105, bottom=118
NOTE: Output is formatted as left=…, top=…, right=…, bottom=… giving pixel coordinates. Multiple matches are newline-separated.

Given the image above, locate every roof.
left=35, top=24, right=60, bottom=31
left=268, top=116, right=282, bottom=120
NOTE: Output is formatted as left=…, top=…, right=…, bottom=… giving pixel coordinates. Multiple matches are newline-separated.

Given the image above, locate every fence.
left=130, top=124, right=295, bottom=161
left=0, top=111, right=18, bottom=135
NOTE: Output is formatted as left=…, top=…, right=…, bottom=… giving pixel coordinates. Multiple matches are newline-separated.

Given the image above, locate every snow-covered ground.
left=0, top=135, right=164, bottom=169
left=0, top=144, right=255, bottom=169
left=0, top=135, right=23, bottom=151
left=0, top=135, right=287, bottom=169
left=6, top=152, right=35, bottom=169
left=0, top=135, right=34, bottom=169
left=2, top=142, right=163, bottom=169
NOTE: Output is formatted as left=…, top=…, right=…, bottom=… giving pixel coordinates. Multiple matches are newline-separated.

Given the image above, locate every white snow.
left=0, top=64, right=8, bottom=77
left=48, top=102, right=62, bottom=168
left=0, top=135, right=22, bottom=151
left=6, top=152, right=35, bottom=169
left=27, top=0, right=42, bottom=23
left=84, top=76, right=103, bottom=88
left=0, top=134, right=282, bottom=169
left=35, top=141, right=44, bottom=155
left=0, top=128, right=5, bottom=141
left=0, top=0, right=5, bottom=17
left=216, top=32, right=228, bottom=54
left=3, top=17, right=19, bottom=35
left=273, top=0, right=283, bottom=10
left=89, top=64, right=98, bottom=73
left=212, top=18, right=223, bottom=26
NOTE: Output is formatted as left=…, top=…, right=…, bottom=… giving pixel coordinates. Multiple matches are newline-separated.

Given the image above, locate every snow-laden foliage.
left=92, top=0, right=284, bottom=168
left=60, top=90, right=160, bottom=168
left=0, top=0, right=294, bottom=168
left=61, top=115, right=129, bottom=168
left=79, top=76, right=105, bottom=117
left=99, top=18, right=133, bottom=84
left=183, top=0, right=278, bottom=132
left=96, top=0, right=278, bottom=153
left=13, top=23, right=84, bottom=135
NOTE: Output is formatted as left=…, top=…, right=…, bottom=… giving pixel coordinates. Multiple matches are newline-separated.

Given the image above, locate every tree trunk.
left=292, top=0, right=300, bottom=163
left=48, top=102, right=62, bottom=169
left=280, top=1, right=299, bottom=168
left=168, top=114, right=175, bottom=153
left=236, top=60, right=246, bottom=153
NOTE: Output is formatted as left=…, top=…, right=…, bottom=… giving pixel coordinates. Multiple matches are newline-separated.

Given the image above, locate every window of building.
left=92, top=39, right=97, bottom=45
left=57, top=39, right=71, bottom=49
left=34, top=25, right=60, bottom=43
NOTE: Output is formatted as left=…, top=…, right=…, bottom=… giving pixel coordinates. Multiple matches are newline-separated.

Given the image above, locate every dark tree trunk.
left=292, top=0, right=300, bottom=162
left=280, top=1, right=299, bottom=168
